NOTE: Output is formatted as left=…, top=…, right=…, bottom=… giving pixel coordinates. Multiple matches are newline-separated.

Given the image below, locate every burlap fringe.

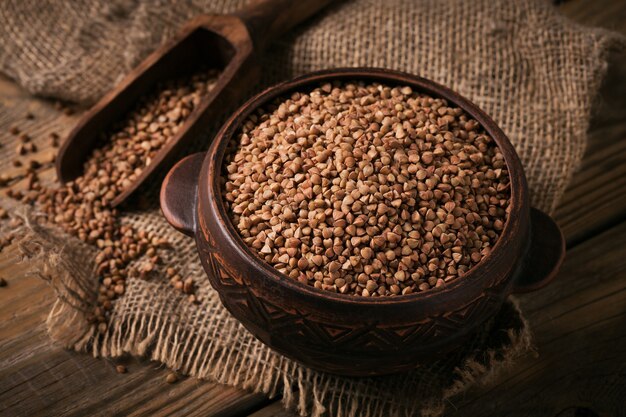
left=11, top=213, right=533, bottom=417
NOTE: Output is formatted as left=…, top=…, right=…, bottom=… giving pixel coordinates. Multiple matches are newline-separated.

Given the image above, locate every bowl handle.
left=160, top=152, right=205, bottom=237
left=511, top=207, right=566, bottom=294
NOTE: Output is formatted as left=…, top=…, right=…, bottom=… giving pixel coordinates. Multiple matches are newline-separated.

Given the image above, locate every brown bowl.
left=160, top=68, right=565, bottom=376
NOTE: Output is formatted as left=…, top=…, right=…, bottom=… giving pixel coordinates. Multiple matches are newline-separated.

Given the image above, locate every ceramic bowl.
left=160, top=68, right=565, bottom=376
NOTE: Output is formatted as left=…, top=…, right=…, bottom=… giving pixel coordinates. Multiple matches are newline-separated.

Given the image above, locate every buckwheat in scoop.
left=4, top=69, right=219, bottom=329
left=223, top=82, right=510, bottom=296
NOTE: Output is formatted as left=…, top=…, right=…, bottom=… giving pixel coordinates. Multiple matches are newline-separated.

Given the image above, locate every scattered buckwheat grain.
left=2, top=69, right=219, bottom=325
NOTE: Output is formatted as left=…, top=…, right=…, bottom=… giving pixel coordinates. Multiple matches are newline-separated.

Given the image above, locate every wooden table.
left=1, top=1, right=625, bottom=416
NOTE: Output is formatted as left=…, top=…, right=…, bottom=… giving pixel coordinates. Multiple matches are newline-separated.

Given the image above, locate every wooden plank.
left=248, top=401, right=293, bottom=417
left=553, top=0, right=626, bottom=245
left=554, top=50, right=626, bottom=246
left=0, top=243, right=270, bottom=417
left=559, top=0, right=626, bottom=32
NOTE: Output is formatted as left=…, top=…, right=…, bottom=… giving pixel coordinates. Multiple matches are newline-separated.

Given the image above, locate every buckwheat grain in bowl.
left=161, top=68, right=565, bottom=375
left=222, top=81, right=510, bottom=297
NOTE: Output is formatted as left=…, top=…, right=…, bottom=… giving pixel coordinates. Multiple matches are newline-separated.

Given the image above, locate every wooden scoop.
left=56, top=0, right=335, bottom=207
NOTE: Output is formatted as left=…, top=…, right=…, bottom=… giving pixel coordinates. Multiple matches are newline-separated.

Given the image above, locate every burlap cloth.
left=0, top=0, right=622, bottom=416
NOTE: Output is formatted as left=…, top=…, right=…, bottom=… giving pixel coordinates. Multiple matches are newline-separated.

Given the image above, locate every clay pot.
left=160, top=68, right=565, bottom=376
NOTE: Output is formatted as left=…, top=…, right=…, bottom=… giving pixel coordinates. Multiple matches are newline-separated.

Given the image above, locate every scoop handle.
left=160, top=153, right=205, bottom=237
left=236, top=0, right=336, bottom=50
left=512, top=208, right=566, bottom=294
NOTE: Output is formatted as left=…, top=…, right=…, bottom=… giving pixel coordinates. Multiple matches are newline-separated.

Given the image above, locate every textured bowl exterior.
left=194, top=69, right=530, bottom=376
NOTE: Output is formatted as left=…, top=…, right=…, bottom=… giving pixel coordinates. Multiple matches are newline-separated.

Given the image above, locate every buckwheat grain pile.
left=223, top=81, right=510, bottom=296
left=4, top=69, right=219, bottom=327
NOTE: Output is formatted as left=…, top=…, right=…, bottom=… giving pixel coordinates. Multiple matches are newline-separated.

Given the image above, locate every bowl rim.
left=200, top=67, right=527, bottom=305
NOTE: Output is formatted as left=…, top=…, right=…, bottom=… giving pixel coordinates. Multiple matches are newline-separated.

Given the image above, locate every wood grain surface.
left=1, top=0, right=625, bottom=416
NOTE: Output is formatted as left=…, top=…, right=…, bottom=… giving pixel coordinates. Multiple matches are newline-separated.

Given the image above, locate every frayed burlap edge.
left=7, top=212, right=97, bottom=349
left=437, top=302, right=534, bottom=415
left=11, top=211, right=533, bottom=417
